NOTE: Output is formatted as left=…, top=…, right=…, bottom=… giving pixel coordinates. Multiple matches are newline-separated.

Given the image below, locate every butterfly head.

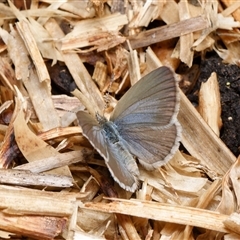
left=96, top=112, right=108, bottom=126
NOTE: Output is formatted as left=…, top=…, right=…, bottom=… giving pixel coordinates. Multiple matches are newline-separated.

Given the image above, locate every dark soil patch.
left=193, top=53, right=240, bottom=157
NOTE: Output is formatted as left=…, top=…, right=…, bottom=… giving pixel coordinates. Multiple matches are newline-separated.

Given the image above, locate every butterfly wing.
left=111, top=67, right=179, bottom=126
left=120, top=122, right=181, bottom=170
left=110, top=67, right=181, bottom=170
left=77, top=111, right=139, bottom=192
left=103, top=137, right=139, bottom=192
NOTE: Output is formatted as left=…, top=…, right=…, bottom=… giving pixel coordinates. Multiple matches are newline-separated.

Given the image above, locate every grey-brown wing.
left=120, top=122, right=181, bottom=170
left=77, top=111, right=108, bottom=158
left=77, top=111, right=139, bottom=192
left=104, top=138, right=139, bottom=192
left=111, top=67, right=179, bottom=127
left=109, top=66, right=181, bottom=170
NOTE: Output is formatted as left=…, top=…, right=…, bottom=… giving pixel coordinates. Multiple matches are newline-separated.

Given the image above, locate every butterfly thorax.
left=96, top=113, right=120, bottom=144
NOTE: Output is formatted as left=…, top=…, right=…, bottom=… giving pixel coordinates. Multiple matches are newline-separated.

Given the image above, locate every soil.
left=190, top=53, right=240, bottom=157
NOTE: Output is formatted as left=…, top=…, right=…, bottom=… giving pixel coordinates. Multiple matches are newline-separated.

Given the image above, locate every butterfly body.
left=97, top=115, right=120, bottom=144
left=77, top=67, right=181, bottom=192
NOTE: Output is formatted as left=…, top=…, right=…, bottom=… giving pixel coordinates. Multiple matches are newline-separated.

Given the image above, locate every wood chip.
left=198, top=72, right=222, bottom=136
left=178, top=90, right=235, bottom=176
left=82, top=199, right=230, bottom=233
left=129, top=16, right=208, bottom=49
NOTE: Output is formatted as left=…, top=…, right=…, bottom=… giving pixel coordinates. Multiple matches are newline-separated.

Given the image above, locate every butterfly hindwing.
left=120, top=122, right=181, bottom=170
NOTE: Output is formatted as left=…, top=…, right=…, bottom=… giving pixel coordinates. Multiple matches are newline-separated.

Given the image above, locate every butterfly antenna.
left=103, top=73, right=115, bottom=116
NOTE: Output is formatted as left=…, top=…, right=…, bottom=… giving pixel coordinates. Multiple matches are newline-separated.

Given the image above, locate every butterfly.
left=77, top=66, right=181, bottom=192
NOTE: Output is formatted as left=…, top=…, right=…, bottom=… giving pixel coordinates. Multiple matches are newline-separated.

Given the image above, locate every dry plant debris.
left=0, top=0, right=239, bottom=239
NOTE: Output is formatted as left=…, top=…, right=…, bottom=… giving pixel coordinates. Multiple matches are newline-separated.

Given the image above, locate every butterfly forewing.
left=111, top=67, right=179, bottom=127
